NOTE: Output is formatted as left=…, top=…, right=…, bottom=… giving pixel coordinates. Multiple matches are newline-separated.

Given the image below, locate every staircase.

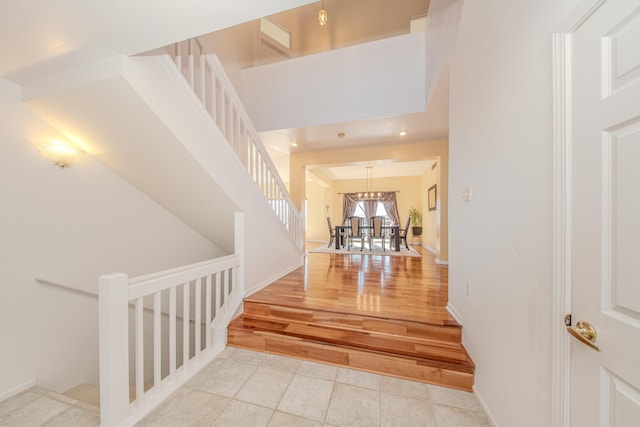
left=228, top=299, right=475, bottom=391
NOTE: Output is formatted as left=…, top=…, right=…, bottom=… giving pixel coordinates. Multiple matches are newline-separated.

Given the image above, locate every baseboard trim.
left=422, top=244, right=436, bottom=254
left=245, top=258, right=304, bottom=298
left=0, top=378, right=37, bottom=402
left=473, top=384, right=499, bottom=427
left=446, top=303, right=463, bottom=325
left=420, top=245, right=448, bottom=265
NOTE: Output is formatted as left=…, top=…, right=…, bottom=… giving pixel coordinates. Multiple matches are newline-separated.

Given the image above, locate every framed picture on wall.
left=428, top=184, right=437, bottom=211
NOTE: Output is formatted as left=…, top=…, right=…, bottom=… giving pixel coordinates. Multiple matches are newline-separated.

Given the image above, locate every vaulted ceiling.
left=206, top=0, right=445, bottom=182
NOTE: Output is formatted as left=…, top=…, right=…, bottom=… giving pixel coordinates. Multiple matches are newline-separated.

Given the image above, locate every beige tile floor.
left=0, top=348, right=492, bottom=426
left=0, top=386, right=100, bottom=426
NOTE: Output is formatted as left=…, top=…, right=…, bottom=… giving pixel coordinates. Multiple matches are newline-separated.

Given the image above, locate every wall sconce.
left=35, top=140, right=82, bottom=168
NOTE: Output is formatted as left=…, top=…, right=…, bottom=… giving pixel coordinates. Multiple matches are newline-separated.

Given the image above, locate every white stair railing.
left=99, top=213, right=245, bottom=427
left=167, top=38, right=302, bottom=249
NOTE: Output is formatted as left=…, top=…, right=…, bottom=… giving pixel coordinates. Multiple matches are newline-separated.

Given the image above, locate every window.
left=352, top=201, right=389, bottom=224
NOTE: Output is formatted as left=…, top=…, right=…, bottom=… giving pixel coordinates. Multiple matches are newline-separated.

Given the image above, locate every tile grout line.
left=323, top=378, right=337, bottom=426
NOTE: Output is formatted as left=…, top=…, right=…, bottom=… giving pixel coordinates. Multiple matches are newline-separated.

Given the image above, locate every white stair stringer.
left=122, top=54, right=304, bottom=292
left=24, top=54, right=303, bottom=294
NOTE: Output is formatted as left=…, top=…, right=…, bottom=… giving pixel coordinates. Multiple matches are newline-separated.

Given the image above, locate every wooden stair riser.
left=232, top=316, right=470, bottom=365
left=244, top=302, right=462, bottom=344
left=227, top=328, right=473, bottom=392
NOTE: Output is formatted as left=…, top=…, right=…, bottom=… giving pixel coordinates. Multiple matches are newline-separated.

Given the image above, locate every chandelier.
left=358, top=167, right=382, bottom=200
left=318, top=0, right=328, bottom=26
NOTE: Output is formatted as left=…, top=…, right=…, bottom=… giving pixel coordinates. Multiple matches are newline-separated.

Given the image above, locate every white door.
left=569, top=0, right=640, bottom=425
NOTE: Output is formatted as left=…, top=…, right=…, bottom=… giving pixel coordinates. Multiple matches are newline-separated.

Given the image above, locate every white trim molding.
left=421, top=243, right=447, bottom=264
left=551, top=2, right=606, bottom=426
left=473, top=385, right=499, bottom=427
left=446, top=303, right=463, bottom=325
left=0, top=378, right=37, bottom=402
left=551, top=29, right=573, bottom=427
left=421, top=244, right=436, bottom=254
left=245, top=258, right=304, bottom=298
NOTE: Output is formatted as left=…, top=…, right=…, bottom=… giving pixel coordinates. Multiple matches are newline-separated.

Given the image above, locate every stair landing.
left=228, top=245, right=474, bottom=391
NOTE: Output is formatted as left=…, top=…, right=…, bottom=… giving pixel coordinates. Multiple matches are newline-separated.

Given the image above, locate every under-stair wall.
left=0, top=78, right=225, bottom=399
left=24, top=51, right=303, bottom=295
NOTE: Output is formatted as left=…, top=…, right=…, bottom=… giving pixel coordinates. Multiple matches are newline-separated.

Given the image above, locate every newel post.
left=234, top=212, right=245, bottom=297
left=99, top=273, right=130, bottom=427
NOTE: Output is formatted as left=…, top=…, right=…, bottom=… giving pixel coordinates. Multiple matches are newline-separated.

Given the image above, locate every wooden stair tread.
left=230, top=245, right=473, bottom=391
left=229, top=315, right=473, bottom=369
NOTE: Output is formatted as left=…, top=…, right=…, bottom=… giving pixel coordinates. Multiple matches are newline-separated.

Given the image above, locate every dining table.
left=335, top=224, right=400, bottom=251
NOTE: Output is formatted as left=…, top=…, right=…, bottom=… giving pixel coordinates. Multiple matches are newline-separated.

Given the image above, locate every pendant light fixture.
left=358, top=167, right=381, bottom=200
left=318, top=0, right=328, bottom=26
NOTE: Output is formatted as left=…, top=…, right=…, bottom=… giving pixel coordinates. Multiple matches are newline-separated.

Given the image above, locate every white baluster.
left=135, top=297, right=144, bottom=407
left=215, top=272, right=222, bottom=323
left=229, top=106, right=234, bottom=149
left=188, top=40, right=195, bottom=90
left=169, top=286, right=176, bottom=381
left=183, top=282, right=190, bottom=367
left=195, top=277, right=201, bottom=361
left=211, top=73, right=218, bottom=126
left=205, top=275, right=212, bottom=350
left=224, top=269, right=230, bottom=312
left=199, top=53, right=206, bottom=105
left=221, top=93, right=226, bottom=139
left=153, top=292, right=161, bottom=392
left=250, top=140, right=255, bottom=177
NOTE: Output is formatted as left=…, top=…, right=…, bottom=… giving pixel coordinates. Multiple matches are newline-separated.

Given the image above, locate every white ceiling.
left=248, top=0, right=448, bottom=182
left=315, top=160, right=435, bottom=181
left=0, top=0, right=315, bottom=84
left=2, top=0, right=447, bottom=183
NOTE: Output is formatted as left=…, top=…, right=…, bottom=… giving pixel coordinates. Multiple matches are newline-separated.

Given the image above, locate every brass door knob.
left=567, top=320, right=600, bottom=352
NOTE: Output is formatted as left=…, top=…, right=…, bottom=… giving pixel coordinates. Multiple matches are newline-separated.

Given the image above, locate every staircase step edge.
left=243, top=300, right=461, bottom=328
left=227, top=335, right=474, bottom=391
left=227, top=327, right=475, bottom=374
left=230, top=315, right=465, bottom=352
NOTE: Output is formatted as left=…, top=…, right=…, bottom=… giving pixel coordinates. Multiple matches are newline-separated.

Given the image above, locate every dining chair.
left=327, top=217, right=336, bottom=248
left=369, top=216, right=386, bottom=251
left=397, top=216, right=411, bottom=250
left=345, top=216, right=365, bottom=251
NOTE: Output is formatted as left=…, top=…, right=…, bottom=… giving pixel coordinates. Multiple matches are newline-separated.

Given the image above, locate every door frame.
left=551, top=1, right=607, bottom=426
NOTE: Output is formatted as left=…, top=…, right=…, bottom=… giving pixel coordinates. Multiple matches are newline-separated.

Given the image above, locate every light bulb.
left=319, top=9, right=328, bottom=26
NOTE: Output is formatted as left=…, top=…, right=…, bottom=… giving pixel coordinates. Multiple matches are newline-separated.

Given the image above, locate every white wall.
left=420, top=162, right=439, bottom=254
left=448, top=0, right=581, bottom=425
left=122, top=56, right=304, bottom=295
left=240, top=33, right=426, bottom=132
left=0, top=79, right=224, bottom=396
left=198, top=21, right=257, bottom=91
left=423, top=0, right=463, bottom=103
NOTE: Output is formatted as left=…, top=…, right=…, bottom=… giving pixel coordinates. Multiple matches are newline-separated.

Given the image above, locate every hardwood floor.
left=248, top=242, right=453, bottom=325
left=228, top=242, right=475, bottom=391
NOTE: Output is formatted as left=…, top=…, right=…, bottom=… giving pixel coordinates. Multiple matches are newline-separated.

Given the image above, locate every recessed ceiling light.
left=338, top=132, right=346, bottom=139
left=291, top=142, right=298, bottom=147
left=399, top=130, right=408, bottom=136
